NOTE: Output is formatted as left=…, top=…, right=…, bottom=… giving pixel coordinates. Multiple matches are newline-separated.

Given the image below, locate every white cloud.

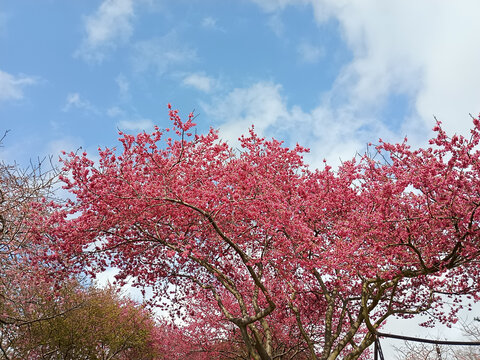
left=203, top=82, right=287, bottom=143
left=321, top=1, right=480, bottom=136
left=248, top=0, right=311, bottom=13
left=108, top=106, right=153, bottom=132
left=267, top=13, right=284, bottom=37
left=0, top=70, right=37, bottom=102
left=201, top=16, right=226, bottom=33
left=115, top=73, right=130, bottom=99
left=249, top=0, right=480, bottom=140
left=131, top=33, right=197, bottom=76
left=182, top=73, right=215, bottom=93
left=95, top=267, right=120, bottom=288
left=201, top=16, right=217, bottom=29
left=62, top=92, right=98, bottom=113
left=118, top=118, right=154, bottom=132
left=75, top=0, right=135, bottom=63
left=107, top=106, right=125, bottom=117
left=203, top=81, right=391, bottom=169
left=95, top=267, right=155, bottom=303
left=297, top=41, right=324, bottom=63
left=46, top=136, right=84, bottom=157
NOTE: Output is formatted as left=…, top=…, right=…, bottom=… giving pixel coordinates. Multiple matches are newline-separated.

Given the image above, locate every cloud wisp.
left=182, top=73, right=216, bottom=93
left=0, top=70, right=37, bottom=102
left=107, top=104, right=154, bottom=132
left=75, top=0, right=135, bottom=63
left=118, top=118, right=155, bottom=132
left=62, top=92, right=99, bottom=114
left=115, top=74, right=130, bottom=99
left=131, top=32, right=197, bottom=76
left=297, top=41, right=325, bottom=64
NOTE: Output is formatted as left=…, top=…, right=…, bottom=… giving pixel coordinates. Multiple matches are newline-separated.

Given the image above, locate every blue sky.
left=0, top=0, right=348, bottom=166
left=3, top=0, right=479, bottom=170
left=2, top=0, right=480, bottom=350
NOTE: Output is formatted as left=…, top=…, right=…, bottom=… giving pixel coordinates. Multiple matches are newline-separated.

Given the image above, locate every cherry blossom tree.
left=34, top=107, right=480, bottom=360
left=156, top=298, right=312, bottom=359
